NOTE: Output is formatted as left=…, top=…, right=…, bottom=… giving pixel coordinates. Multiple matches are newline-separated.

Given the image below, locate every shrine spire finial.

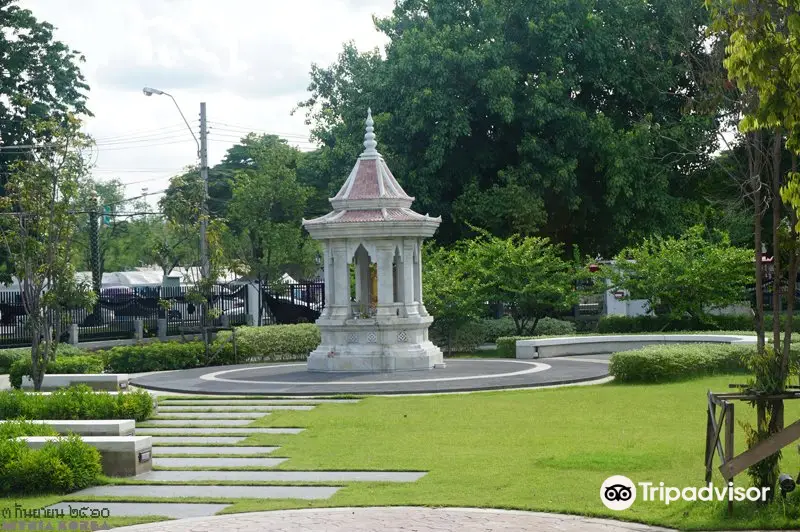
left=363, top=108, right=378, bottom=155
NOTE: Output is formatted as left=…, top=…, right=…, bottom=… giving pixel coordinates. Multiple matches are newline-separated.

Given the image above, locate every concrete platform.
left=138, top=470, right=427, bottom=482
left=73, top=484, right=339, bottom=500
left=516, top=334, right=756, bottom=359
left=150, top=436, right=245, bottom=445
left=13, top=419, right=135, bottom=436
left=21, top=373, right=129, bottom=391
left=152, top=446, right=279, bottom=455
left=132, top=358, right=609, bottom=395
left=20, top=435, right=152, bottom=477
left=136, top=427, right=303, bottom=435
left=152, top=457, right=286, bottom=468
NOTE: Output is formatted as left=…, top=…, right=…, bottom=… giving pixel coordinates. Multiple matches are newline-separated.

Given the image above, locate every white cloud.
left=18, top=0, right=395, bottom=201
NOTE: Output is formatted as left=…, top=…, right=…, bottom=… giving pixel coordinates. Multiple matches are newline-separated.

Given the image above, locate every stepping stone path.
left=152, top=446, right=279, bottom=456
left=66, top=396, right=429, bottom=522
left=152, top=457, right=287, bottom=468
left=158, top=405, right=313, bottom=412
left=136, top=427, right=303, bottom=435
left=140, top=419, right=255, bottom=427
left=154, top=412, right=266, bottom=419
left=150, top=436, right=245, bottom=445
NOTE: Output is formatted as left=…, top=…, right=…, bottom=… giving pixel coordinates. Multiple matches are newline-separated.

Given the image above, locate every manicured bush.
left=496, top=336, right=534, bottom=358
left=533, top=317, right=576, bottom=336
left=597, top=314, right=754, bottom=334
left=0, top=434, right=102, bottom=495
left=215, top=324, right=321, bottom=362
left=102, top=341, right=203, bottom=373
left=0, top=344, right=86, bottom=374
left=0, top=420, right=57, bottom=439
left=430, top=320, right=490, bottom=354
left=0, top=385, right=153, bottom=421
left=609, top=344, right=754, bottom=383
left=9, top=355, right=105, bottom=389
left=481, top=317, right=518, bottom=343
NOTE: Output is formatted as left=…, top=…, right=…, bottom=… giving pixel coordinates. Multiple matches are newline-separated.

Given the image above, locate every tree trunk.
left=771, top=130, right=782, bottom=354
left=783, top=155, right=798, bottom=385
left=750, top=131, right=766, bottom=353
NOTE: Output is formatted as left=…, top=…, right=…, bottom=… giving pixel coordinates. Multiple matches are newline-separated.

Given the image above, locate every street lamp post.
left=142, top=87, right=209, bottom=281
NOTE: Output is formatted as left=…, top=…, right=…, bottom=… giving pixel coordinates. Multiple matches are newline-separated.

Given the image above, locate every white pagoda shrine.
left=302, top=109, right=444, bottom=372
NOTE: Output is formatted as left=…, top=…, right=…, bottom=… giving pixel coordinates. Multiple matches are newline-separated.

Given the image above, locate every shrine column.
left=331, top=241, right=351, bottom=318
left=376, top=242, right=395, bottom=316
left=414, top=240, right=428, bottom=316
left=403, top=239, right=418, bottom=316
left=321, top=244, right=333, bottom=318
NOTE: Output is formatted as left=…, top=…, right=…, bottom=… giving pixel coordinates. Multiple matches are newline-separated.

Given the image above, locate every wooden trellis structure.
left=705, top=389, right=800, bottom=514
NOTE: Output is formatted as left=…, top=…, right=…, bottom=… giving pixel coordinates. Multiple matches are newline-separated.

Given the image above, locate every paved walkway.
left=110, top=507, right=671, bottom=531
left=131, top=357, right=610, bottom=395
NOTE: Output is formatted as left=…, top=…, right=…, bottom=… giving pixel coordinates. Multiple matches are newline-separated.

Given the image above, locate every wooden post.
left=705, top=397, right=715, bottom=483
left=725, top=402, right=735, bottom=516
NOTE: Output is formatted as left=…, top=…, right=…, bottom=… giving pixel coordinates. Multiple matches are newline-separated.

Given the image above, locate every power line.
left=91, top=124, right=192, bottom=143
left=206, top=121, right=311, bottom=139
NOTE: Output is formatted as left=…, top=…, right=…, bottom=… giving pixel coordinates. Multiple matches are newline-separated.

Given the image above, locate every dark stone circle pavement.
left=131, top=356, right=610, bottom=396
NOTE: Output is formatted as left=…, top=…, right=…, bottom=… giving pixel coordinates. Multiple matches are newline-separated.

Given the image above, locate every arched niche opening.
left=352, top=244, right=376, bottom=317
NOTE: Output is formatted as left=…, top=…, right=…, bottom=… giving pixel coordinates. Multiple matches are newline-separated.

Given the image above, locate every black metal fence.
left=261, top=282, right=324, bottom=325
left=0, top=284, right=250, bottom=348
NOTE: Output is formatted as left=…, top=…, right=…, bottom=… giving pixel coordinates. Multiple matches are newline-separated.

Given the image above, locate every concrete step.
left=152, top=446, right=278, bottom=456
left=73, top=484, right=339, bottom=500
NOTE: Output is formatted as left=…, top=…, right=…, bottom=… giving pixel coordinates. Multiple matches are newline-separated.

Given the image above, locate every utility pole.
left=199, top=102, right=210, bottom=281
left=88, top=190, right=102, bottom=326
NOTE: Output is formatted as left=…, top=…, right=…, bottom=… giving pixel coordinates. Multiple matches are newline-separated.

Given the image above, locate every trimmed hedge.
left=0, top=344, right=85, bottom=374
left=101, top=324, right=322, bottom=373
left=0, top=430, right=102, bottom=495
left=534, top=317, right=576, bottom=336
left=103, top=341, right=203, bottom=373
left=496, top=336, right=531, bottom=358
left=0, top=385, right=153, bottom=421
left=216, top=324, right=321, bottom=362
left=9, top=355, right=105, bottom=389
left=597, top=314, right=755, bottom=334
left=609, top=344, right=754, bottom=383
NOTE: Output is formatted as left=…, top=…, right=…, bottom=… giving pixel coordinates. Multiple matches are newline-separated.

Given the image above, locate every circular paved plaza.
left=111, top=507, right=669, bottom=531
left=131, top=356, right=610, bottom=395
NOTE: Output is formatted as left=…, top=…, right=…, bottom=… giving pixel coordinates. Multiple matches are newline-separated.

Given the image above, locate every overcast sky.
left=20, top=0, right=395, bottom=202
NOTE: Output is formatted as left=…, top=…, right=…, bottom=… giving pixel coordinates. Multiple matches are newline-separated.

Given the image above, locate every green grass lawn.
left=5, top=375, right=800, bottom=530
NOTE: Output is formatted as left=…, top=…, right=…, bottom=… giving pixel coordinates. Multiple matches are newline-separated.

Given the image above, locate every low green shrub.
left=481, top=317, right=518, bottom=343
left=609, top=344, right=755, bottom=383
left=0, top=344, right=86, bottom=374
left=597, top=314, right=755, bottom=334
left=0, top=434, right=102, bottom=495
left=102, top=341, right=203, bottom=373
left=216, top=324, right=321, bottom=362
left=0, top=420, right=57, bottom=439
left=0, top=385, right=153, bottom=421
left=496, top=336, right=534, bottom=358
left=9, top=355, right=105, bottom=389
left=533, top=317, right=576, bottom=336
left=430, top=320, right=489, bottom=354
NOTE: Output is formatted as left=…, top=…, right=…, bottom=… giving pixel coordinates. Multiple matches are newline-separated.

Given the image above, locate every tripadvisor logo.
left=600, top=475, right=770, bottom=510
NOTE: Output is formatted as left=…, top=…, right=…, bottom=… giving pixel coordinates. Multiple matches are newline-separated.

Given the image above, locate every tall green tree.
left=465, top=230, right=578, bottom=335
left=298, top=0, right=720, bottom=255
left=607, top=225, right=753, bottom=323
left=0, top=116, right=94, bottom=391
left=227, top=136, right=318, bottom=324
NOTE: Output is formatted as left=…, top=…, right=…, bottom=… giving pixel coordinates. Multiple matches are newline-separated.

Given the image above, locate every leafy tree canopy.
left=298, top=0, right=721, bottom=256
